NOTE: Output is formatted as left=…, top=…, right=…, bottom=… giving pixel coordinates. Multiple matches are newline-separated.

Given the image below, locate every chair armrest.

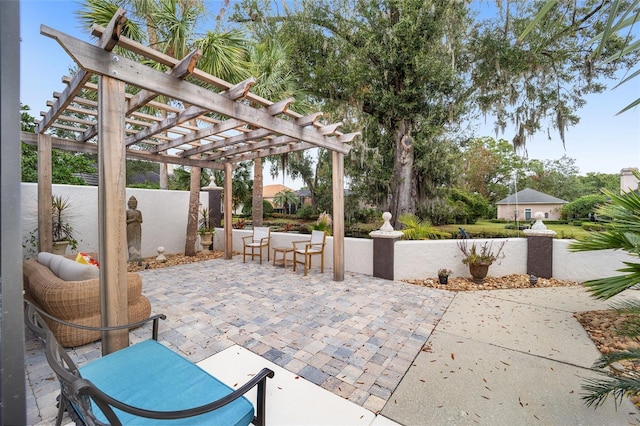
left=259, top=237, right=270, bottom=245
left=303, top=242, right=325, bottom=253
left=24, top=300, right=166, bottom=341
left=74, top=367, right=275, bottom=423
left=292, top=239, right=311, bottom=250
left=241, top=235, right=253, bottom=245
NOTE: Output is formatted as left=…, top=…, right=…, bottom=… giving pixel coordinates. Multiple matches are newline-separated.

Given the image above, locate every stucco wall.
left=21, top=183, right=207, bottom=259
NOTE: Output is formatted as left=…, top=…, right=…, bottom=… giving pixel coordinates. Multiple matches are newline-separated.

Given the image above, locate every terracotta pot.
left=469, top=263, right=490, bottom=284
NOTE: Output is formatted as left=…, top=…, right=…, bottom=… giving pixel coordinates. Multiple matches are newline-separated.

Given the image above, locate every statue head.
left=128, top=196, right=138, bottom=209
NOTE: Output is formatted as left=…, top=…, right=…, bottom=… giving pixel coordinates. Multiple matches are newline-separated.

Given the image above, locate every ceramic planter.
left=469, top=263, right=490, bottom=284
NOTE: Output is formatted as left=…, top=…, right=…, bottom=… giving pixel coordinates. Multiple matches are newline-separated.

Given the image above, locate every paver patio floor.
left=25, top=257, right=455, bottom=424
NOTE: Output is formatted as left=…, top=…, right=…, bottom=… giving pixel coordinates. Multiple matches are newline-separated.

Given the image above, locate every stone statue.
left=126, top=196, right=142, bottom=263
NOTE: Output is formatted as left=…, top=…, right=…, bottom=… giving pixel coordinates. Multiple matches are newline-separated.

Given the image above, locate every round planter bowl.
left=469, top=263, right=490, bottom=284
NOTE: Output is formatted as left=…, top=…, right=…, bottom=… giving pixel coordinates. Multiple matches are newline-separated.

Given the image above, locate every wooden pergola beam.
left=126, top=104, right=205, bottom=147
left=152, top=118, right=243, bottom=153
left=20, top=132, right=225, bottom=169
left=205, top=134, right=295, bottom=161
left=36, top=10, right=126, bottom=134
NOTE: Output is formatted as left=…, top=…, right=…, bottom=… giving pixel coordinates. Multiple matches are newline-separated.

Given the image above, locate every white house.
left=495, top=188, right=567, bottom=221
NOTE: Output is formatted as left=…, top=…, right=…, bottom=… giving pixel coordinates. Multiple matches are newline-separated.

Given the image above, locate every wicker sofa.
left=23, top=253, right=151, bottom=347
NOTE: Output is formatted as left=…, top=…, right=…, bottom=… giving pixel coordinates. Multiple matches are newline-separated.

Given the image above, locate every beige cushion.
left=37, top=252, right=56, bottom=268
left=54, top=256, right=100, bottom=281
left=48, top=254, right=65, bottom=277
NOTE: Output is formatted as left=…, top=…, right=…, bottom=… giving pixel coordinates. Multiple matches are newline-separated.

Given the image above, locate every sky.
left=19, top=0, right=640, bottom=190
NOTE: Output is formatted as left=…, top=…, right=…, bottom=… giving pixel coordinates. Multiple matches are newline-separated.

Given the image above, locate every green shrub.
left=353, top=207, right=381, bottom=223
left=263, top=200, right=274, bottom=217
left=582, top=222, right=606, bottom=232
left=296, top=204, right=315, bottom=219
left=562, top=194, right=608, bottom=220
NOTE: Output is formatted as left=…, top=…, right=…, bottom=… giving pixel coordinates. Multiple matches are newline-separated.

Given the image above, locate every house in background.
left=495, top=188, right=567, bottom=221
left=263, top=184, right=297, bottom=213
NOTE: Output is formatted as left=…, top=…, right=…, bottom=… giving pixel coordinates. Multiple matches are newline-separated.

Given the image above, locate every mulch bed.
left=127, top=251, right=224, bottom=272
left=404, top=274, right=580, bottom=291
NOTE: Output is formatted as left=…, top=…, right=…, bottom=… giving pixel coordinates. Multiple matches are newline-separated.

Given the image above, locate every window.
left=525, top=208, right=532, bottom=220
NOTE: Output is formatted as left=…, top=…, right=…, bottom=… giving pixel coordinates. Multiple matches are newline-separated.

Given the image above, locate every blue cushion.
left=79, top=340, right=254, bottom=425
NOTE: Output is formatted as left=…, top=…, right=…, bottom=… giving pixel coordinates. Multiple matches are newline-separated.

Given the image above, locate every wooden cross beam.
left=41, top=25, right=351, bottom=154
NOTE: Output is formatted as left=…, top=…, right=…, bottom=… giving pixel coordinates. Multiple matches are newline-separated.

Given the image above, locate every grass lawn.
left=439, top=219, right=590, bottom=240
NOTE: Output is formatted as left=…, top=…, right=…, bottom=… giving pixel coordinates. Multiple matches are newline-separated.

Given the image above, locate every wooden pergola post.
left=224, top=162, right=233, bottom=260
left=332, top=151, right=345, bottom=281
left=97, top=75, right=129, bottom=354
left=37, top=133, right=52, bottom=253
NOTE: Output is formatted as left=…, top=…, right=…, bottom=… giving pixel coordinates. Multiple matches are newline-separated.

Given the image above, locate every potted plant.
left=458, top=239, right=505, bottom=284
left=437, top=268, right=452, bottom=285
left=198, top=207, right=215, bottom=252
left=51, top=195, right=78, bottom=255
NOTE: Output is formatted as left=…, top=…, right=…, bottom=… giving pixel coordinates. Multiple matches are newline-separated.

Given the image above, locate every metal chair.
left=293, top=230, right=327, bottom=276
left=24, top=301, right=274, bottom=426
left=242, top=227, right=271, bottom=264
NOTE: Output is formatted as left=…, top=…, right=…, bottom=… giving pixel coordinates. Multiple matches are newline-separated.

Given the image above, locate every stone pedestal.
left=523, top=212, right=556, bottom=279
left=202, top=182, right=222, bottom=228
left=369, top=212, right=404, bottom=280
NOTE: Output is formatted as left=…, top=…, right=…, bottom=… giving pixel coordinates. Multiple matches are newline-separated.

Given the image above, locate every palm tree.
left=246, top=33, right=300, bottom=226
left=78, top=0, right=250, bottom=255
left=570, top=170, right=640, bottom=408
left=273, top=189, right=299, bottom=215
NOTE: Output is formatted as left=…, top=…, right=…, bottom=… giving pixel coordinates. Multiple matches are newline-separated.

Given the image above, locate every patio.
left=25, top=256, right=640, bottom=425
left=24, top=257, right=454, bottom=424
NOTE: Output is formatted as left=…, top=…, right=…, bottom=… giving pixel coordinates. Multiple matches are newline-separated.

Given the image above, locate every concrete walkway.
left=383, top=287, right=640, bottom=425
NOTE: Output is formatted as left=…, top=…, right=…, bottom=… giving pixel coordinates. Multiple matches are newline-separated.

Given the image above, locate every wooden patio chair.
left=242, top=227, right=271, bottom=264
left=293, top=230, right=327, bottom=276
left=24, top=301, right=274, bottom=426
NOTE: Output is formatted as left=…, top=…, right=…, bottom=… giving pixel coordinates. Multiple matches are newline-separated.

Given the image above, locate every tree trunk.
left=390, top=119, right=416, bottom=227
left=252, top=158, right=263, bottom=226
left=159, top=163, right=169, bottom=189
left=185, top=166, right=201, bottom=256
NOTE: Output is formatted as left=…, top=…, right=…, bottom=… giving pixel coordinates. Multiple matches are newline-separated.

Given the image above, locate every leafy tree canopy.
left=20, top=105, right=96, bottom=185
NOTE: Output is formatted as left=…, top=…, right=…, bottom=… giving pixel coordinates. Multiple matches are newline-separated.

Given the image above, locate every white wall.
left=21, top=183, right=207, bottom=259
left=394, top=239, right=527, bottom=280
left=552, top=239, right=636, bottom=282
left=23, top=183, right=636, bottom=283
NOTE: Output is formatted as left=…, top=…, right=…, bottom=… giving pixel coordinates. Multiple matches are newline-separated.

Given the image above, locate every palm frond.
left=583, top=271, right=640, bottom=300
left=592, top=349, right=640, bottom=369
left=609, top=299, right=640, bottom=313
left=196, top=30, right=251, bottom=83
left=581, top=373, right=640, bottom=409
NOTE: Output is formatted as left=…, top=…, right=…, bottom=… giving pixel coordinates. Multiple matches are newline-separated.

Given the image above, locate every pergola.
left=20, top=9, right=357, bottom=353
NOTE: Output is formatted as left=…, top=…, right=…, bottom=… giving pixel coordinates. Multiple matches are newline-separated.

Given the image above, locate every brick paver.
left=24, top=257, right=454, bottom=424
